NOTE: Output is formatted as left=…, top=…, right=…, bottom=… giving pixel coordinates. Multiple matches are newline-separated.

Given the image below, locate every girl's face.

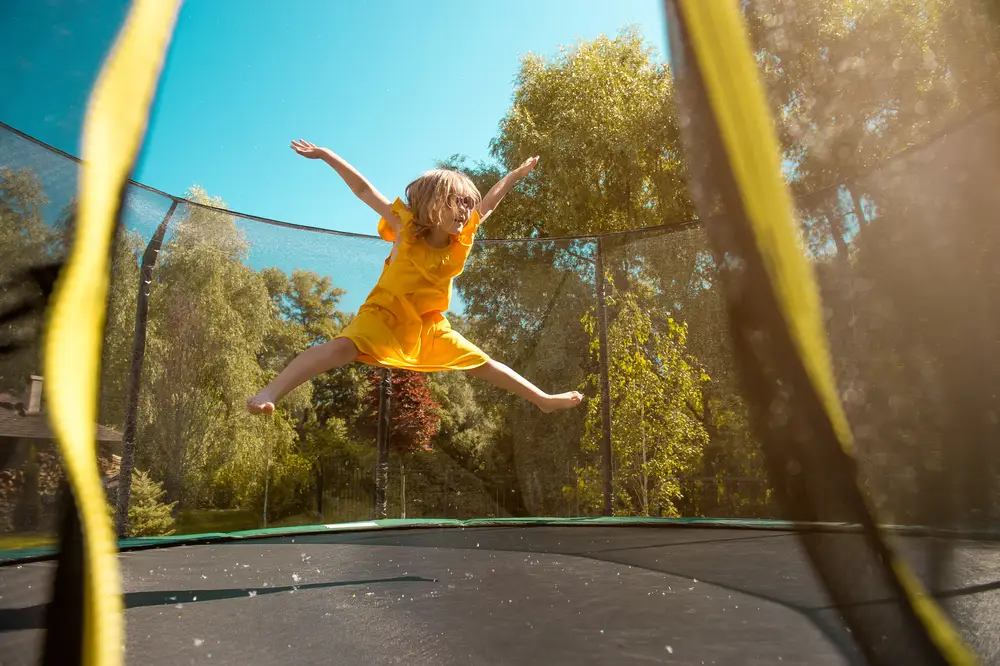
left=439, top=192, right=477, bottom=234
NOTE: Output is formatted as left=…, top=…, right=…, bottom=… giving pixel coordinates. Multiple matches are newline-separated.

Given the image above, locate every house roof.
left=0, top=403, right=123, bottom=442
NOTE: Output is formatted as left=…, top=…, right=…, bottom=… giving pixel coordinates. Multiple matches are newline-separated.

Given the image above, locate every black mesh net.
left=0, top=125, right=172, bottom=540
left=601, top=227, right=773, bottom=519
left=663, top=0, right=1000, bottom=662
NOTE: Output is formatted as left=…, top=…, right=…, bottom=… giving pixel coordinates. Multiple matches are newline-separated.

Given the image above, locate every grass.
left=0, top=503, right=403, bottom=553
left=0, top=532, right=55, bottom=551
left=175, top=508, right=260, bottom=535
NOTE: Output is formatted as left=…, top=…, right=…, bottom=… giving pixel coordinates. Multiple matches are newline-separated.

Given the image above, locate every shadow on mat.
left=0, top=574, right=433, bottom=632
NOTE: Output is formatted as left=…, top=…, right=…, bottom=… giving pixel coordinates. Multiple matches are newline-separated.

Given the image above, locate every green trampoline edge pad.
left=2, top=516, right=997, bottom=564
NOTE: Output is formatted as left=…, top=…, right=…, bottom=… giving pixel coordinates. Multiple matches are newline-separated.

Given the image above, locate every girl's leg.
left=247, top=337, right=360, bottom=414
left=466, top=360, right=583, bottom=413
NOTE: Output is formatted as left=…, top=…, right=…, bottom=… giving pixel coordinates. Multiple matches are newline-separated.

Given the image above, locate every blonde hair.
left=404, top=168, right=481, bottom=240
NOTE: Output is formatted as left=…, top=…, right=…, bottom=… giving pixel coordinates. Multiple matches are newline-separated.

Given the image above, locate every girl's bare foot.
left=539, top=391, right=584, bottom=414
left=247, top=394, right=276, bottom=415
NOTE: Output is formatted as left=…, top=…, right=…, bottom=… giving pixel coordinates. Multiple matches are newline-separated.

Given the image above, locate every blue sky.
left=0, top=0, right=670, bottom=311
left=1, top=1, right=669, bottom=229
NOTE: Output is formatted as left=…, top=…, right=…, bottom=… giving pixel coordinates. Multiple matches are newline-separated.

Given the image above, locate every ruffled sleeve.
left=453, top=208, right=482, bottom=247
left=377, top=197, right=413, bottom=243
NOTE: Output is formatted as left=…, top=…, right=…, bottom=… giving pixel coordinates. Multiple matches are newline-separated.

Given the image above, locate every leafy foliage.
left=137, top=188, right=291, bottom=510
left=742, top=0, right=1000, bottom=525
left=2, top=5, right=999, bottom=538
left=0, top=166, right=68, bottom=392
left=576, top=284, right=708, bottom=516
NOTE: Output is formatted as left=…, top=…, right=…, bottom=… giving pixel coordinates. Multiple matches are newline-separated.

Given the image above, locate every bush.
left=126, top=470, right=177, bottom=537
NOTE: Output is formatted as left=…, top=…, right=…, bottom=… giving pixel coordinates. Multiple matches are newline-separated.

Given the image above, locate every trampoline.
left=3, top=1, right=1000, bottom=664
left=0, top=522, right=995, bottom=665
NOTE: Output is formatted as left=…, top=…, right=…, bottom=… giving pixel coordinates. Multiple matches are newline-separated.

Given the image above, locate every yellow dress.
left=336, top=197, right=491, bottom=372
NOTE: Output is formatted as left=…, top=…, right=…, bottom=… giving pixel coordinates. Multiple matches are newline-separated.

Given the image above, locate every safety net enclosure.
left=1, top=0, right=1000, bottom=664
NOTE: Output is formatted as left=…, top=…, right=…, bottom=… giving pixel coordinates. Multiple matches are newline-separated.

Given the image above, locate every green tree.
left=622, top=230, right=769, bottom=518
left=744, top=0, right=1000, bottom=254
left=0, top=166, right=66, bottom=392
left=98, top=225, right=143, bottom=428
left=125, top=469, right=177, bottom=537
left=428, top=369, right=501, bottom=472
left=138, top=186, right=298, bottom=511
left=255, top=264, right=369, bottom=521
left=575, top=285, right=708, bottom=516
left=258, top=266, right=367, bottom=433
left=0, top=167, right=55, bottom=263
left=452, top=29, right=708, bottom=515
left=741, top=0, right=1000, bottom=526
left=278, top=268, right=346, bottom=345
left=489, top=28, right=692, bottom=238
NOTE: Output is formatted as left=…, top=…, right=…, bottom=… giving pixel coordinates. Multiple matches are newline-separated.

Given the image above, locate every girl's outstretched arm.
left=291, top=139, right=402, bottom=232
left=477, top=156, right=539, bottom=221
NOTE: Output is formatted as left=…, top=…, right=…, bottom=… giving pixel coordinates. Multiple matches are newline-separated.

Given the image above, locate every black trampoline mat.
left=1, top=525, right=998, bottom=665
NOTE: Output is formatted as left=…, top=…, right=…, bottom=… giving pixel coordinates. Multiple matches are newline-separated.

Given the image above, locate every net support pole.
left=374, top=368, right=392, bottom=519
left=115, top=200, right=178, bottom=538
left=595, top=237, right=614, bottom=516
left=262, top=446, right=271, bottom=528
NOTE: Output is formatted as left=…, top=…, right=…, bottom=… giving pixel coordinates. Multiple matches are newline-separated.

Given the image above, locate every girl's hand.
left=517, top=155, right=539, bottom=176
left=479, top=155, right=540, bottom=219
left=291, top=139, right=326, bottom=159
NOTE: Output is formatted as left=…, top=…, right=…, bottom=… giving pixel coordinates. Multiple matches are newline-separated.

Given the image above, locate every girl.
left=246, top=139, right=583, bottom=415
